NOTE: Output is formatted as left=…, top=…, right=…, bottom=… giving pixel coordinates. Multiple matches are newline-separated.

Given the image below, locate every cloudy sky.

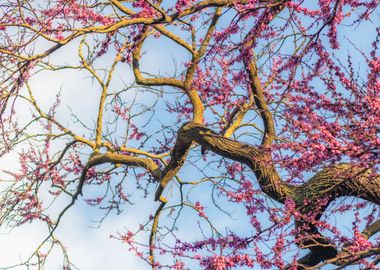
left=0, top=4, right=378, bottom=270
left=0, top=38, right=160, bottom=269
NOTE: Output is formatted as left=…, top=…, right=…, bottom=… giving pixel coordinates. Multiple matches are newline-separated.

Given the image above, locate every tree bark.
left=156, top=122, right=380, bottom=268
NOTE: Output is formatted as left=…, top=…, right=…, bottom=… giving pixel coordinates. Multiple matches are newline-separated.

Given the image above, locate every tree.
left=0, top=0, right=379, bottom=269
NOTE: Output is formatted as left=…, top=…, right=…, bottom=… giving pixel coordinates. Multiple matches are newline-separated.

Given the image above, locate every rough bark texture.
left=3, top=1, right=379, bottom=268
left=152, top=122, right=380, bottom=268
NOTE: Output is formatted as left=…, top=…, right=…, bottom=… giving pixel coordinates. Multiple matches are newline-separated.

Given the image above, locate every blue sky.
left=0, top=2, right=379, bottom=270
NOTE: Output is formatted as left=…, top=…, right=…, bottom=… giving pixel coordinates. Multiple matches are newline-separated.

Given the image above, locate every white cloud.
left=0, top=202, right=151, bottom=270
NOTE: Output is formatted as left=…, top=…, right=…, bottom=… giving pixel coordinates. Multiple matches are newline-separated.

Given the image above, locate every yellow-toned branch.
left=149, top=201, right=166, bottom=269
left=222, top=103, right=253, bottom=138
left=183, top=8, right=222, bottom=124
left=87, top=152, right=162, bottom=179
left=245, top=58, right=275, bottom=146
left=131, top=28, right=185, bottom=89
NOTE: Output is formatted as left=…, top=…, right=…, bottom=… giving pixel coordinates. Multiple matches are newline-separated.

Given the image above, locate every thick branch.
left=245, top=60, right=276, bottom=146
left=292, top=164, right=380, bottom=268
left=362, top=219, right=380, bottom=240
left=88, top=152, right=162, bottom=179
left=183, top=122, right=294, bottom=201
left=242, top=5, right=285, bottom=146
left=156, top=123, right=380, bottom=268
left=222, top=103, right=253, bottom=138
left=154, top=125, right=192, bottom=202
left=295, top=164, right=380, bottom=209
